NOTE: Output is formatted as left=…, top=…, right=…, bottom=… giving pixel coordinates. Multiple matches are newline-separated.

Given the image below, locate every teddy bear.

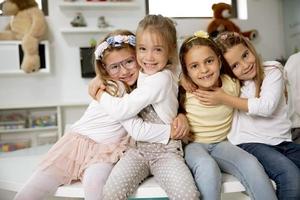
left=207, top=2, right=257, bottom=40
left=0, top=0, right=47, bottom=73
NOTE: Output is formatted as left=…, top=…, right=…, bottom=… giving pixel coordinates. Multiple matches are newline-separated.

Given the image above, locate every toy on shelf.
left=0, top=0, right=47, bottom=73
left=207, top=2, right=257, bottom=40
left=0, top=111, right=27, bottom=130
left=89, top=38, right=97, bottom=47
left=71, top=12, right=87, bottom=27
left=98, top=16, right=111, bottom=29
left=0, top=140, right=30, bottom=152
left=29, top=112, right=57, bottom=128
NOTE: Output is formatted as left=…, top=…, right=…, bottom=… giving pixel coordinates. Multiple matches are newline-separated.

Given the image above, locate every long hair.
left=94, top=29, right=135, bottom=96
left=179, top=33, right=237, bottom=86
left=215, top=31, right=264, bottom=97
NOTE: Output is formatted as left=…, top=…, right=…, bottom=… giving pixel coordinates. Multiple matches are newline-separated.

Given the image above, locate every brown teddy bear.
left=207, top=2, right=257, bottom=40
left=0, top=0, right=47, bottom=73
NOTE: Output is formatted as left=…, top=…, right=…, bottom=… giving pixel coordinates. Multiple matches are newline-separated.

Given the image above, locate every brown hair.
left=179, top=34, right=236, bottom=85
left=215, top=31, right=264, bottom=97
left=136, top=14, right=178, bottom=68
left=94, top=29, right=135, bottom=96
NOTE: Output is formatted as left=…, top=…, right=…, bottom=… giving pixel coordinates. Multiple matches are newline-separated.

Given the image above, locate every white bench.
left=0, top=145, right=250, bottom=199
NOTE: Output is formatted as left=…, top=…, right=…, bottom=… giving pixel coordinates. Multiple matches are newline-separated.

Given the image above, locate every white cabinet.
left=0, top=103, right=88, bottom=152
left=0, top=106, right=59, bottom=151
left=0, top=41, right=50, bottom=75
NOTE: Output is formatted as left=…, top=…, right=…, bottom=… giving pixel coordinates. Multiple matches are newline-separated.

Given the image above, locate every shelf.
left=61, top=27, right=114, bottom=34
left=0, top=104, right=88, bottom=151
left=59, top=1, right=138, bottom=9
left=0, top=102, right=89, bottom=110
left=0, top=106, right=59, bottom=151
left=0, top=40, right=50, bottom=75
left=0, top=126, right=58, bottom=134
left=59, top=1, right=138, bottom=46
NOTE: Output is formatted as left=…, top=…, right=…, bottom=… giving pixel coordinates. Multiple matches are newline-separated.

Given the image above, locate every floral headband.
left=94, top=35, right=136, bottom=60
left=219, top=32, right=240, bottom=41
left=186, top=30, right=209, bottom=43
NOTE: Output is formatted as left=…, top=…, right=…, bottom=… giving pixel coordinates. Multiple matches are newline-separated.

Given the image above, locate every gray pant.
left=103, top=140, right=199, bottom=200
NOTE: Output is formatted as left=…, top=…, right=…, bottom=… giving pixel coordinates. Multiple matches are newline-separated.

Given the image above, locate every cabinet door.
left=0, top=43, right=21, bottom=73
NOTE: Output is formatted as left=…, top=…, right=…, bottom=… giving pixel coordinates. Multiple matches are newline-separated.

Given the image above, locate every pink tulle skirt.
left=38, top=132, right=129, bottom=184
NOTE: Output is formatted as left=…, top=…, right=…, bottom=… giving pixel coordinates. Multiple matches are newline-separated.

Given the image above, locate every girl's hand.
left=171, top=113, right=190, bottom=139
left=180, top=74, right=197, bottom=92
left=192, top=87, right=226, bottom=106
left=88, top=75, right=106, bottom=100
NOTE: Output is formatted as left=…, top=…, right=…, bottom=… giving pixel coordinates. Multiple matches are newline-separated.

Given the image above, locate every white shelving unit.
left=0, top=40, right=50, bottom=75
left=58, top=1, right=138, bottom=9
left=0, top=103, right=88, bottom=152
left=60, top=27, right=114, bottom=34
left=58, top=0, right=138, bottom=35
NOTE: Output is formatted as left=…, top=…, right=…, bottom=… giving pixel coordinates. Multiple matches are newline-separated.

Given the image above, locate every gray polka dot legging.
left=102, top=140, right=200, bottom=200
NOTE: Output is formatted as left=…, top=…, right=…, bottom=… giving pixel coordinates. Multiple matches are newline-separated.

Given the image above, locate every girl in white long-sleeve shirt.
left=14, top=30, right=177, bottom=200
left=194, top=31, right=300, bottom=200
left=96, top=15, right=199, bottom=200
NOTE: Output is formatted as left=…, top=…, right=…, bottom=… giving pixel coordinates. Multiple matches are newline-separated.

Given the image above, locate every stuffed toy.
left=207, top=2, right=257, bottom=40
left=0, top=0, right=47, bottom=73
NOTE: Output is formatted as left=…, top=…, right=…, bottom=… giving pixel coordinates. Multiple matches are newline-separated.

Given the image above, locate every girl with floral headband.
left=14, top=29, right=185, bottom=200
left=94, top=15, right=199, bottom=200
left=194, top=31, right=300, bottom=199
left=179, top=30, right=277, bottom=200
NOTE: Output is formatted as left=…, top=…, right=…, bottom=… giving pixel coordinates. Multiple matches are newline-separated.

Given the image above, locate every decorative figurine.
left=97, top=16, right=110, bottom=28
left=71, top=12, right=87, bottom=27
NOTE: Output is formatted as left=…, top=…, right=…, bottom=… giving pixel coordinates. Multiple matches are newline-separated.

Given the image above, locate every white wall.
left=173, top=0, right=285, bottom=61
left=0, top=0, right=286, bottom=107
left=282, top=0, right=300, bottom=57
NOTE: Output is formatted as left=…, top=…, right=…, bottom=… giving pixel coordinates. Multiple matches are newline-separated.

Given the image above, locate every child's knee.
left=191, top=157, right=219, bottom=175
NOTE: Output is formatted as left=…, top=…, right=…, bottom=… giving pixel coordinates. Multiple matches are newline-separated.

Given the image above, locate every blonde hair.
left=136, top=14, right=178, bottom=68
left=215, top=31, right=264, bottom=97
left=94, top=29, right=135, bottom=96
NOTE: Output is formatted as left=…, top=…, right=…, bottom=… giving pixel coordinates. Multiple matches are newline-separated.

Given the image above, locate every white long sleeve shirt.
left=99, top=69, right=179, bottom=124
left=285, top=52, right=300, bottom=128
left=228, top=61, right=292, bottom=145
left=70, top=83, right=170, bottom=144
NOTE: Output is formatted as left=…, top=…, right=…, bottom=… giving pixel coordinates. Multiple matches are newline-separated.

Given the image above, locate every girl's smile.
left=199, top=73, right=214, bottom=80
left=224, top=44, right=257, bottom=81
left=184, top=45, right=221, bottom=90
left=136, top=30, right=169, bottom=75
left=104, top=49, right=139, bottom=86
left=242, top=63, right=255, bottom=76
